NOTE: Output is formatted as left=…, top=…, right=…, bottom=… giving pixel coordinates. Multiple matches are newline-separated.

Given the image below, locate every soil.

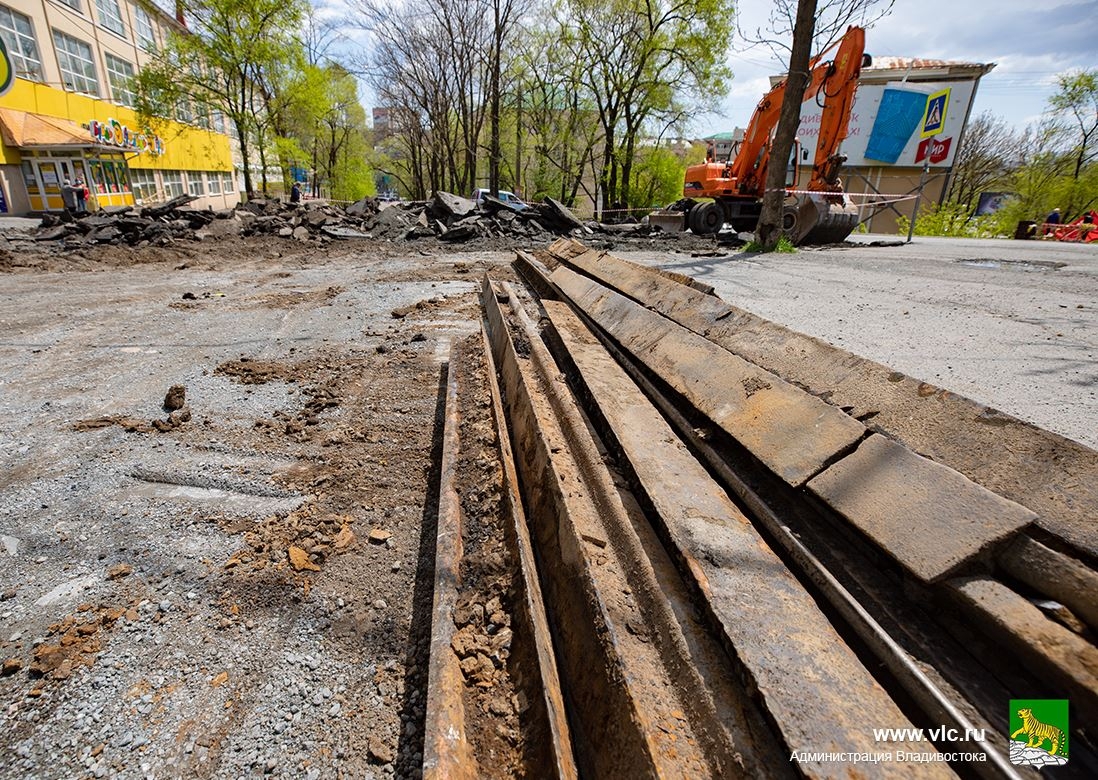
left=0, top=231, right=518, bottom=779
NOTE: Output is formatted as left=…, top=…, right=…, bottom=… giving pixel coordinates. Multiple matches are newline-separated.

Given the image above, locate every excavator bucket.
left=648, top=210, right=686, bottom=233
left=789, top=193, right=860, bottom=245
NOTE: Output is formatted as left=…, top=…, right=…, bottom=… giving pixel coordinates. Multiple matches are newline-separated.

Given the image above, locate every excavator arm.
left=674, top=26, right=869, bottom=243
left=729, top=25, right=866, bottom=196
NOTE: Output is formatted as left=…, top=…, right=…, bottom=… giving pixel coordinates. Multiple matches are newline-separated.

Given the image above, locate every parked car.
left=470, top=188, right=528, bottom=210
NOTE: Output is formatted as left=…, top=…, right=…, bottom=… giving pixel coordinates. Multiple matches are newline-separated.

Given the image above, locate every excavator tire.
left=690, top=202, right=723, bottom=235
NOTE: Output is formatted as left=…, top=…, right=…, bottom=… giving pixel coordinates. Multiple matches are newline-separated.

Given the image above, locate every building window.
left=206, top=172, right=221, bottom=195
left=134, top=6, right=155, bottom=50
left=161, top=170, right=183, bottom=198
left=187, top=173, right=205, bottom=196
left=223, top=171, right=235, bottom=193
left=52, top=30, right=99, bottom=96
left=104, top=53, right=135, bottom=106
left=130, top=168, right=161, bottom=202
left=175, top=97, right=192, bottom=124
left=211, top=110, right=225, bottom=135
left=0, top=6, right=42, bottom=80
left=94, top=0, right=125, bottom=37
left=54, top=0, right=82, bottom=12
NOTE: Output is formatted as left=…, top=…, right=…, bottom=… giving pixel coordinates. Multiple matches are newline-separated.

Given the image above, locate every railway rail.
left=422, top=242, right=1097, bottom=778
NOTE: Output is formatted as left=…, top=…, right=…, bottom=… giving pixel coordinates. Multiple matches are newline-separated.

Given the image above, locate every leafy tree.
left=132, top=0, right=308, bottom=198
left=945, top=112, right=1023, bottom=209
left=1048, top=69, right=1098, bottom=181
left=631, top=143, right=704, bottom=210
left=555, top=0, right=734, bottom=210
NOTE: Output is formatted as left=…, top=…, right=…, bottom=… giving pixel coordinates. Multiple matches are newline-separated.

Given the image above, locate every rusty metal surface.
left=422, top=346, right=478, bottom=780
left=547, top=243, right=1098, bottom=560
left=999, top=536, right=1098, bottom=633
left=481, top=276, right=743, bottom=778
left=808, top=434, right=1035, bottom=583
left=542, top=300, right=953, bottom=777
left=946, top=576, right=1098, bottom=725
left=550, top=265, right=865, bottom=487
left=552, top=285, right=1020, bottom=780
left=478, top=323, right=578, bottom=780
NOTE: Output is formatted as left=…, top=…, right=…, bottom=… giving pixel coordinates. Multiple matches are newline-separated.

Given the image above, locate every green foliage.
left=743, top=235, right=797, bottom=253
left=132, top=0, right=308, bottom=196
left=896, top=201, right=1012, bottom=238
left=631, top=145, right=691, bottom=207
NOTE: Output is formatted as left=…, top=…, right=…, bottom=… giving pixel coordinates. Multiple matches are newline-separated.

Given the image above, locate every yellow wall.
left=0, top=78, right=233, bottom=172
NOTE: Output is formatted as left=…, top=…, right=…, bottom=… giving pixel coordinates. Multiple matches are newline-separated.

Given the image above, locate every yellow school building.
left=0, top=0, right=239, bottom=214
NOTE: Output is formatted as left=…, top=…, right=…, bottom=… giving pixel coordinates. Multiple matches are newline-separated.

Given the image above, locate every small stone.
left=367, top=529, right=391, bottom=544
left=107, top=563, right=133, bottom=580
left=2, top=658, right=22, bottom=676
left=373, top=599, right=387, bottom=610
left=367, top=735, right=394, bottom=764
left=168, top=407, right=192, bottom=427
left=163, top=385, right=186, bottom=411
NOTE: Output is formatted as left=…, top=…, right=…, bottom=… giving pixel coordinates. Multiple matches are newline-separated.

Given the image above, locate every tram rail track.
left=422, top=242, right=1097, bottom=778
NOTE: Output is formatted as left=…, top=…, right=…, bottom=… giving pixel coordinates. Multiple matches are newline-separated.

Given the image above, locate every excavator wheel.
left=690, top=202, right=724, bottom=235
left=779, top=204, right=800, bottom=240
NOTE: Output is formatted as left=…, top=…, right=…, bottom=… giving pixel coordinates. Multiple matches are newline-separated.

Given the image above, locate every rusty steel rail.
left=540, top=298, right=952, bottom=778
left=478, top=322, right=578, bottom=780
left=481, top=276, right=773, bottom=778
left=514, top=253, right=1031, bottom=780
left=422, top=343, right=477, bottom=780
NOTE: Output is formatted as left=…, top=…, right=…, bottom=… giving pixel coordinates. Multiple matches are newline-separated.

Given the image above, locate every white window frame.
left=130, top=168, right=159, bottom=202
left=187, top=173, right=204, bottom=197
left=0, top=5, right=43, bottom=81
left=54, top=0, right=82, bottom=12
left=104, top=52, right=135, bottom=107
left=161, top=169, right=184, bottom=198
left=52, top=30, right=99, bottom=96
left=94, top=0, right=125, bottom=37
left=134, top=5, right=155, bottom=50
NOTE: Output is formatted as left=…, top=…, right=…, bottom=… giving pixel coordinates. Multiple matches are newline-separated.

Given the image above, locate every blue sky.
left=708, top=0, right=1098, bottom=137
left=312, top=0, right=1096, bottom=137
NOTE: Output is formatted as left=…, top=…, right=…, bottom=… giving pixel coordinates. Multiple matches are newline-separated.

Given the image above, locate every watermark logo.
left=1009, top=699, right=1068, bottom=768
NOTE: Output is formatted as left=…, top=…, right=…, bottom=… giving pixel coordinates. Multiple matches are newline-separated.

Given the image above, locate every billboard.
left=795, top=79, right=976, bottom=168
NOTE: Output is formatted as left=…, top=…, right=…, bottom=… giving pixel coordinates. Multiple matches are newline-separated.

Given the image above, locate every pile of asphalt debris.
left=28, top=191, right=662, bottom=249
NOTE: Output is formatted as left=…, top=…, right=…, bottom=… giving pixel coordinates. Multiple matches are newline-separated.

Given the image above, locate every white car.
left=470, top=188, right=528, bottom=209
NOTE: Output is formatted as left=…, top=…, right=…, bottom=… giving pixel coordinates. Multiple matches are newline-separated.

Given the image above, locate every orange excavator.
left=656, top=26, right=869, bottom=244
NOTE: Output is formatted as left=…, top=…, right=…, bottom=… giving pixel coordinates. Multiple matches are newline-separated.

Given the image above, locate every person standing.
left=1044, top=207, right=1061, bottom=235
left=61, top=178, right=77, bottom=213
left=290, top=182, right=301, bottom=204
left=74, top=178, right=88, bottom=214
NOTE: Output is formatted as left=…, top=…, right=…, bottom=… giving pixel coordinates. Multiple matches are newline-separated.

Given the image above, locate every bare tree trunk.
left=756, top=0, right=818, bottom=248
left=488, top=0, right=502, bottom=195
left=514, top=84, right=523, bottom=195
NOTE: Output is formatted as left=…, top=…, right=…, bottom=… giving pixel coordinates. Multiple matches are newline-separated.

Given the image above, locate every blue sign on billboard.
left=921, top=88, right=950, bottom=138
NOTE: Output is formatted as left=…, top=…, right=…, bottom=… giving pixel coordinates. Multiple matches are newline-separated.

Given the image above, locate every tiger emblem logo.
left=1011, top=707, right=1067, bottom=756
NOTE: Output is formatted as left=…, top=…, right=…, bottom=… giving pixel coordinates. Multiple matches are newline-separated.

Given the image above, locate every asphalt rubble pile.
left=26, top=190, right=665, bottom=250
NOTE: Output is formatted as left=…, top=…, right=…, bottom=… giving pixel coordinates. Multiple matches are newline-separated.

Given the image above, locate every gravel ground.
left=0, top=236, right=514, bottom=779
left=2, top=226, right=1093, bottom=779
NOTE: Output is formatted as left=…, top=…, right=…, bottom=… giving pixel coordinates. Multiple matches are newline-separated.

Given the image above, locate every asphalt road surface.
left=622, top=235, right=1098, bottom=451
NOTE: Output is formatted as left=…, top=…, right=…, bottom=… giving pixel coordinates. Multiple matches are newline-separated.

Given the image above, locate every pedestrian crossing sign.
left=921, top=88, right=950, bottom=138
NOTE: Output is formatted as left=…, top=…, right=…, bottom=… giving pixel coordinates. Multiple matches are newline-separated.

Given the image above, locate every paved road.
left=621, top=235, right=1098, bottom=450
